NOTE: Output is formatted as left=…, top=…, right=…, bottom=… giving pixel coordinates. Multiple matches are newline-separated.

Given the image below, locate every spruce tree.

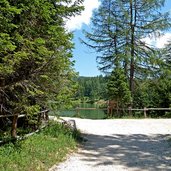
left=107, top=67, right=131, bottom=116
left=0, top=0, right=83, bottom=137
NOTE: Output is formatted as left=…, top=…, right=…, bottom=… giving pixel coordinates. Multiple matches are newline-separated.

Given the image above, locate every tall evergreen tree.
left=82, top=0, right=171, bottom=100
left=107, top=67, right=132, bottom=111
left=163, top=40, right=171, bottom=69
left=0, top=0, right=83, bottom=137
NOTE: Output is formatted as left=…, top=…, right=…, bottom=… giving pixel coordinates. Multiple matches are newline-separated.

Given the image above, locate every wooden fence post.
left=144, top=107, right=147, bottom=118
left=128, top=106, right=132, bottom=116
left=76, top=107, right=79, bottom=117
left=11, top=114, right=18, bottom=138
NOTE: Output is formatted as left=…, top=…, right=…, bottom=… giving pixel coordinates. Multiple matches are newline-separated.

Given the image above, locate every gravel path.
left=50, top=118, right=171, bottom=171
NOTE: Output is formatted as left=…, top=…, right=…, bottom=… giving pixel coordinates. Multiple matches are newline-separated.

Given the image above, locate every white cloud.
left=65, top=0, right=100, bottom=31
left=155, top=33, right=171, bottom=48
left=141, top=32, right=171, bottom=48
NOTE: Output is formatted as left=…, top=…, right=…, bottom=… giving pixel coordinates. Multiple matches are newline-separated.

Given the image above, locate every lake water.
left=59, top=103, right=107, bottom=119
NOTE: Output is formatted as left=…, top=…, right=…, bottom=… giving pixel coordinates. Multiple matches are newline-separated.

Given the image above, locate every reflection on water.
left=59, top=103, right=107, bottom=119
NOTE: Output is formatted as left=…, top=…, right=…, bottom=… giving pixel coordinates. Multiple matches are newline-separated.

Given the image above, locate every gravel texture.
left=49, top=118, right=171, bottom=171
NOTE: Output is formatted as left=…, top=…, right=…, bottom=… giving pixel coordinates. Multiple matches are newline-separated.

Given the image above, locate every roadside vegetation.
left=0, top=122, right=81, bottom=171
left=0, top=0, right=84, bottom=138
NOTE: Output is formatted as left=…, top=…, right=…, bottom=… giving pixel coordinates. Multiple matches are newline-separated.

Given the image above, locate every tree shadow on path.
left=79, top=133, right=171, bottom=171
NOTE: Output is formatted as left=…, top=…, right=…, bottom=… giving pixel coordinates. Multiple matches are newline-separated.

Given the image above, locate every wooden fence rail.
left=75, top=107, right=171, bottom=118
left=0, top=109, right=49, bottom=139
left=0, top=114, right=26, bottom=118
left=127, top=107, right=171, bottom=118
left=0, top=110, right=49, bottom=118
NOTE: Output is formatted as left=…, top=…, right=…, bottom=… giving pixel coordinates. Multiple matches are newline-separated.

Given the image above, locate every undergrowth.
left=0, top=121, right=81, bottom=171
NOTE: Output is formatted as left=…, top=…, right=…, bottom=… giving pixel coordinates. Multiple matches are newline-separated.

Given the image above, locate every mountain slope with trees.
left=76, top=75, right=107, bottom=103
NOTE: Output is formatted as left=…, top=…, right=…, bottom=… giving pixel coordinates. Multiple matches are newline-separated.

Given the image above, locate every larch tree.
left=82, top=0, right=171, bottom=103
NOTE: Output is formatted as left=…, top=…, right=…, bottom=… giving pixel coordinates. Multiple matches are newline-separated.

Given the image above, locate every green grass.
left=0, top=122, right=81, bottom=171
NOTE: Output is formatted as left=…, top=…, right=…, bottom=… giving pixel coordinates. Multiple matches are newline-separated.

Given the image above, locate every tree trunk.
left=129, top=0, right=137, bottom=100
left=11, top=114, right=18, bottom=138
left=116, top=101, right=119, bottom=117
left=130, top=62, right=134, bottom=97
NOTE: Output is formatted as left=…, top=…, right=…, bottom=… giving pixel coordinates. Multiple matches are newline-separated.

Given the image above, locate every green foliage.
left=82, top=0, right=171, bottom=98
left=133, top=76, right=171, bottom=117
left=76, top=75, right=108, bottom=103
left=81, top=0, right=171, bottom=116
left=107, top=68, right=132, bottom=107
left=0, top=0, right=84, bottom=134
left=0, top=122, right=80, bottom=171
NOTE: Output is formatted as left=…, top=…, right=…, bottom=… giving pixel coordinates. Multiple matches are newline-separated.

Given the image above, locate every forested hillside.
left=75, top=76, right=107, bottom=102
left=75, top=73, right=171, bottom=117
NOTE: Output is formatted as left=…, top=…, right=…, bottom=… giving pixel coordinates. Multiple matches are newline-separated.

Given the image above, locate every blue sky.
left=66, top=0, right=171, bottom=77
left=72, top=26, right=101, bottom=76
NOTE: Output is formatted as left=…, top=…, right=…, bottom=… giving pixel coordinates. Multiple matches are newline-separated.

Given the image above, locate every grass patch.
left=0, top=122, right=81, bottom=171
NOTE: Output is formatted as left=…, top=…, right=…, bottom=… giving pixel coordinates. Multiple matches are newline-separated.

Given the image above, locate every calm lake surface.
left=59, top=103, right=107, bottom=119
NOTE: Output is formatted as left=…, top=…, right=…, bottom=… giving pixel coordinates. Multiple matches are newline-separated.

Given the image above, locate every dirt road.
left=50, top=118, right=171, bottom=171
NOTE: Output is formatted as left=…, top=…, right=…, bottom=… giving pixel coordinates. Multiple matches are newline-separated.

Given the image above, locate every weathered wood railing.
left=0, top=110, right=49, bottom=143
left=75, top=107, right=171, bottom=118
left=127, top=107, right=171, bottom=118
left=0, top=110, right=49, bottom=118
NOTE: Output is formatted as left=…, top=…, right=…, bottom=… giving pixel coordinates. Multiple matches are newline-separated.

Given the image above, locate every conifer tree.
left=107, top=67, right=131, bottom=116
left=0, top=0, right=83, bottom=137
left=83, top=0, right=171, bottom=99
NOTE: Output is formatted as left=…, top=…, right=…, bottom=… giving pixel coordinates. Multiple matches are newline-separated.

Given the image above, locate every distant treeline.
left=75, top=75, right=108, bottom=103
left=75, top=75, right=171, bottom=117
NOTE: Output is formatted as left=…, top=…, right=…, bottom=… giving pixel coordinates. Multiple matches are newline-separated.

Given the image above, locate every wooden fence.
left=0, top=109, right=49, bottom=118
left=75, top=107, right=171, bottom=118
left=127, top=107, right=171, bottom=118
left=0, top=109, right=49, bottom=140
